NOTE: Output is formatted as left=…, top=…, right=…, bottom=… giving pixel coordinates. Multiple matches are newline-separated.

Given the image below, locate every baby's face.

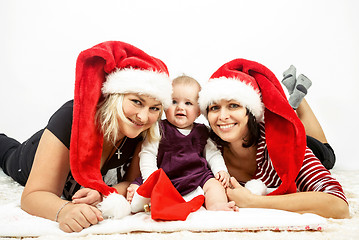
left=165, top=83, right=200, bottom=129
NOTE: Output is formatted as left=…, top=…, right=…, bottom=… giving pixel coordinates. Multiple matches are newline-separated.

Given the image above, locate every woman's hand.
left=226, top=177, right=259, bottom=208
left=57, top=202, right=104, bottom=233
left=72, top=188, right=103, bottom=206
left=215, top=171, right=230, bottom=188
left=227, top=177, right=350, bottom=218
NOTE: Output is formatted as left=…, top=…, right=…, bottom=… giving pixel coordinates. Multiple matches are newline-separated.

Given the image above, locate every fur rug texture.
left=0, top=169, right=358, bottom=240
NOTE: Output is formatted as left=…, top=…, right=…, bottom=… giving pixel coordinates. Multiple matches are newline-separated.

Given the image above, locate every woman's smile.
left=128, top=117, right=145, bottom=127
left=218, top=123, right=237, bottom=130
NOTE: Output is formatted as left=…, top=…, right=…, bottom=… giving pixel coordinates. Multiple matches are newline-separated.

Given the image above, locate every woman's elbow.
left=330, top=198, right=350, bottom=219
left=20, top=192, right=29, bottom=212
left=336, top=202, right=350, bottom=219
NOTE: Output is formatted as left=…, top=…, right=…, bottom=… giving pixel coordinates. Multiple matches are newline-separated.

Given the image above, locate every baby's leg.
left=203, top=178, right=238, bottom=211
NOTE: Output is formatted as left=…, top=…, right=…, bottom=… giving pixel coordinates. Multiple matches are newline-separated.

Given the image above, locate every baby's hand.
left=126, top=184, right=139, bottom=203
left=72, top=188, right=103, bottom=206
left=215, top=171, right=230, bottom=188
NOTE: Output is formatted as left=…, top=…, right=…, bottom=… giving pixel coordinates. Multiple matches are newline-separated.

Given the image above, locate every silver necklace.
left=113, top=137, right=127, bottom=160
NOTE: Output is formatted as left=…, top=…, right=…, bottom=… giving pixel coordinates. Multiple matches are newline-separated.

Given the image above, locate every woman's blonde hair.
left=96, top=94, right=162, bottom=144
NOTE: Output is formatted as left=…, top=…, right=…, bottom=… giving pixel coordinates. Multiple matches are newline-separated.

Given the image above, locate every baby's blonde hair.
left=96, top=94, right=162, bottom=143
left=172, top=74, right=201, bottom=92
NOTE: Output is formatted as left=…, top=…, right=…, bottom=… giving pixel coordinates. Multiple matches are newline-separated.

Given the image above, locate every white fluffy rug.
left=0, top=169, right=358, bottom=240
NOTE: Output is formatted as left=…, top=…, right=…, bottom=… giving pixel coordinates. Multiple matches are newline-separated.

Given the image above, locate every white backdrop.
left=1, top=0, right=358, bottom=170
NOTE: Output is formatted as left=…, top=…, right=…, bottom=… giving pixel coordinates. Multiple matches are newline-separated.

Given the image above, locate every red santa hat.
left=131, top=169, right=205, bottom=221
left=198, top=58, right=306, bottom=195
left=70, top=41, right=172, bottom=202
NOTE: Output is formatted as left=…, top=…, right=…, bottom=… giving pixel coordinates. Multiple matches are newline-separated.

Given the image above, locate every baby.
left=127, top=75, right=237, bottom=211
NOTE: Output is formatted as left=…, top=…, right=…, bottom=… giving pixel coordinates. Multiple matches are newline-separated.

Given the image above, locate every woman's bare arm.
left=21, top=129, right=103, bottom=232
left=227, top=177, right=349, bottom=219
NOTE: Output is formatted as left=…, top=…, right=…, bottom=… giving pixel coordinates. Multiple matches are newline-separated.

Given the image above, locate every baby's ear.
left=196, top=107, right=201, bottom=117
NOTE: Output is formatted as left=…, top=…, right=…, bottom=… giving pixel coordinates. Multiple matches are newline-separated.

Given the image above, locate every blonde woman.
left=0, top=41, right=172, bottom=232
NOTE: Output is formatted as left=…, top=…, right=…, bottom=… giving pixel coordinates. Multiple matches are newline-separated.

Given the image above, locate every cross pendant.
left=116, top=149, right=122, bottom=160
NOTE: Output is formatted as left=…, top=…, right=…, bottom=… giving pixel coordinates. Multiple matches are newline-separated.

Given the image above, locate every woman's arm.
left=21, top=129, right=103, bottom=232
left=227, top=177, right=349, bottom=219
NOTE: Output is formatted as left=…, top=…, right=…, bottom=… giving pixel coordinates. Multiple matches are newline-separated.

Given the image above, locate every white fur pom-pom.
left=97, top=193, right=131, bottom=219
left=130, top=192, right=151, bottom=213
left=245, top=179, right=268, bottom=196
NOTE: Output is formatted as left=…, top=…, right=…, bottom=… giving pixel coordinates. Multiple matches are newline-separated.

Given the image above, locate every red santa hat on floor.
left=70, top=41, right=172, bottom=218
left=198, top=58, right=306, bottom=195
left=131, top=169, right=205, bottom=221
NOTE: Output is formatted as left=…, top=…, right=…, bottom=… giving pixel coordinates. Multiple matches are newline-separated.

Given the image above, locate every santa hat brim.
left=103, top=68, right=172, bottom=109
left=198, top=77, right=264, bottom=122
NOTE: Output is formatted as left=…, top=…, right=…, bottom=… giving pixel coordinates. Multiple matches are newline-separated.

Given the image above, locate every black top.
left=46, top=100, right=73, bottom=149
left=46, top=100, right=142, bottom=199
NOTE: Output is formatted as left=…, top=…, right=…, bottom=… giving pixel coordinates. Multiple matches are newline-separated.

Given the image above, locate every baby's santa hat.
left=199, top=58, right=306, bottom=195
left=131, top=169, right=204, bottom=221
left=70, top=41, right=172, bottom=214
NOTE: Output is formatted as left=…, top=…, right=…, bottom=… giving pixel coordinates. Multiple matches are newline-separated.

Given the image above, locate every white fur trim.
left=130, top=191, right=151, bottom=213
left=102, top=68, right=172, bottom=109
left=245, top=179, right=267, bottom=196
left=182, top=186, right=204, bottom=202
left=198, top=77, right=264, bottom=121
left=97, top=193, right=131, bottom=219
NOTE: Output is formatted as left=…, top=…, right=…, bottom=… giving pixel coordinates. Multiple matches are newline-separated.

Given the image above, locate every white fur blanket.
left=0, top=169, right=358, bottom=240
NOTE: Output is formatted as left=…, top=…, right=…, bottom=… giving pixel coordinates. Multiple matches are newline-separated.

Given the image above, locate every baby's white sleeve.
left=204, top=138, right=228, bottom=174
left=139, top=138, right=160, bottom=182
